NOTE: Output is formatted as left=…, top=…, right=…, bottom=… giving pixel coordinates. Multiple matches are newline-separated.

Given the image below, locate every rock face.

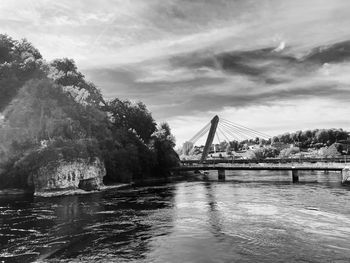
left=78, top=177, right=100, bottom=191
left=342, top=167, right=350, bottom=184
left=29, top=158, right=105, bottom=193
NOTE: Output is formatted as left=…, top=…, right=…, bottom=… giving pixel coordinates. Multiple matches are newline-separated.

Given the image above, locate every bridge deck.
left=173, top=164, right=346, bottom=172
left=181, top=157, right=350, bottom=165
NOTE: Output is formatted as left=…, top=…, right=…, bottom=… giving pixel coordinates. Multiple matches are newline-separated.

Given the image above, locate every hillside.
left=0, top=34, right=179, bottom=191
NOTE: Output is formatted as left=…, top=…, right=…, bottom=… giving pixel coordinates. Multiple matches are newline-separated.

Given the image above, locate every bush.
left=279, top=147, right=300, bottom=158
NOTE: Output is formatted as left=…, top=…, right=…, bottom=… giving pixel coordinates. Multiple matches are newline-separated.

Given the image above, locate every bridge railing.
left=181, top=156, right=350, bottom=165
left=176, top=162, right=346, bottom=171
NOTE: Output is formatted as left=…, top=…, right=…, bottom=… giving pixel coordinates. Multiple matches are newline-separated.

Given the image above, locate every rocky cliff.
left=28, top=158, right=105, bottom=193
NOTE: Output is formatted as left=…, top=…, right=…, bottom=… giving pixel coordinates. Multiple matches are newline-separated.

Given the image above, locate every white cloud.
left=273, top=41, right=286, bottom=52
left=2, top=0, right=350, bottom=145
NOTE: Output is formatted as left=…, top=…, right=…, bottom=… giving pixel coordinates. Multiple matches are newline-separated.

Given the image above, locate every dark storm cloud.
left=169, top=47, right=303, bottom=87
left=304, top=40, right=350, bottom=64
left=170, top=44, right=335, bottom=83
left=153, top=83, right=350, bottom=118
left=85, top=37, right=350, bottom=120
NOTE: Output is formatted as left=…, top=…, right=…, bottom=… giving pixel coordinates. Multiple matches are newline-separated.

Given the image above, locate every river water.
left=1, top=171, right=350, bottom=262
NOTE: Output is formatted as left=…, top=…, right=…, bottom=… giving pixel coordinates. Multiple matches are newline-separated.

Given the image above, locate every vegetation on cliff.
left=0, top=34, right=179, bottom=189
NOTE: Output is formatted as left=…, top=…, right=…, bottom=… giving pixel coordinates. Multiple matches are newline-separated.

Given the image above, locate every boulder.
left=78, top=177, right=100, bottom=191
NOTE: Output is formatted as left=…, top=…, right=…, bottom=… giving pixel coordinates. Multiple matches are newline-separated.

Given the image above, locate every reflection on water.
left=1, top=171, right=350, bottom=262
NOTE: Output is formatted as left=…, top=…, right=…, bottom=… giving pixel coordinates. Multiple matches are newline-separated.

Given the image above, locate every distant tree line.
left=268, top=129, right=349, bottom=149
left=181, top=128, right=349, bottom=161
left=221, top=129, right=349, bottom=152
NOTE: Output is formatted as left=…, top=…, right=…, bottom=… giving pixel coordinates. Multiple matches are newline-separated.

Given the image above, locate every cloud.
left=273, top=41, right=286, bottom=52
left=3, top=0, right=350, bottom=144
left=83, top=38, right=350, bottom=124
left=304, top=40, right=350, bottom=64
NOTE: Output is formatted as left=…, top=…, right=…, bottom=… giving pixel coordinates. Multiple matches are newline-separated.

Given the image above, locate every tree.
left=50, top=58, right=83, bottom=87
left=271, top=136, right=279, bottom=144
left=315, top=129, right=329, bottom=144
left=229, top=140, right=239, bottom=151
left=219, top=141, right=229, bottom=152
left=0, top=34, right=15, bottom=63
left=50, top=58, right=104, bottom=106
left=0, top=35, right=46, bottom=111
left=104, top=98, right=156, bottom=144
left=151, top=123, right=179, bottom=176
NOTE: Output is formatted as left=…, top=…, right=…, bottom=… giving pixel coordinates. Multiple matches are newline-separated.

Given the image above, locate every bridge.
left=182, top=115, right=271, bottom=162
left=173, top=161, right=350, bottom=183
left=178, top=116, right=350, bottom=184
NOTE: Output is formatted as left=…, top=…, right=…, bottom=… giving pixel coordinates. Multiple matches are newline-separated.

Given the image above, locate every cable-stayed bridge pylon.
left=182, top=115, right=271, bottom=162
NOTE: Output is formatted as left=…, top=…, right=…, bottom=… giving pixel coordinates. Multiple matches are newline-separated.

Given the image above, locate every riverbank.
left=33, top=183, right=130, bottom=197
left=0, top=172, right=194, bottom=198
left=0, top=188, right=33, bottom=196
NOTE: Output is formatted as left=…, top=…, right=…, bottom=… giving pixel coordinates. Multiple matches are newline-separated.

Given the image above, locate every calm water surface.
left=1, top=171, right=350, bottom=262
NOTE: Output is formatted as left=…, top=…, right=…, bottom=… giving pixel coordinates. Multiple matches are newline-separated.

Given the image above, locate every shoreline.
left=34, top=183, right=130, bottom=197
left=0, top=173, right=193, bottom=198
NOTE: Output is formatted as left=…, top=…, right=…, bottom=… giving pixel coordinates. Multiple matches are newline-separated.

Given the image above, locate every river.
left=1, top=171, right=350, bottom=262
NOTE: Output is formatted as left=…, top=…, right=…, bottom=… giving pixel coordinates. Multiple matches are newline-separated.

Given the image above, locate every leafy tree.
left=271, top=136, right=279, bottom=144
left=253, top=147, right=280, bottom=159
left=50, top=58, right=84, bottom=86
left=50, top=58, right=104, bottom=106
left=229, top=140, right=239, bottom=151
left=151, top=123, right=179, bottom=176
left=315, top=129, right=329, bottom=144
left=0, top=35, right=46, bottom=111
left=104, top=98, right=156, bottom=143
left=0, top=34, right=15, bottom=63
left=3, top=79, right=105, bottom=142
left=219, top=141, right=229, bottom=152
left=279, top=147, right=300, bottom=158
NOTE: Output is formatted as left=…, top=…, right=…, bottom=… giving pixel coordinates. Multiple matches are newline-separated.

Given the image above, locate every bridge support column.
left=292, top=170, right=299, bottom=183
left=341, top=167, right=350, bottom=184
left=218, top=169, right=226, bottom=181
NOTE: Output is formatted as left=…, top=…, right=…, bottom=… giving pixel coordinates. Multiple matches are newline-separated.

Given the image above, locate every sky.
left=1, top=0, right=350, bottom=146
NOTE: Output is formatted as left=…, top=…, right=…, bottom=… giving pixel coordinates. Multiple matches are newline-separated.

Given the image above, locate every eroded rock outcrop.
left=28, top=158, right=105, bottom=193
left=342, top=167, right=350, bottom=184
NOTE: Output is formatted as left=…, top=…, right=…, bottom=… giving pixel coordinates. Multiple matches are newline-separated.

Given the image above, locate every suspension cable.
left=218, top=123, right=242, bottom=141
left=188, top=122, right=211, bottom=143
left=217, top=126, right=231, bottom=142
left=221, top=118, right=271, bottom=139
left=220, top=122, right=252, bottom=140
left=221, top=119, right=270, bottom=140
left=192, top=125, right=211, bottom=144
left=221, top=120, right=266, bottom=139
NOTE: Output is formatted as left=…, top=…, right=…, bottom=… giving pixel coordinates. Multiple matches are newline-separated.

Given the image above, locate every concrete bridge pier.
left=218, top=169, right=226, bottom=181
left=292, top=169, right=299, bottom=183
left=341, top=167, right=350, bottom=184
